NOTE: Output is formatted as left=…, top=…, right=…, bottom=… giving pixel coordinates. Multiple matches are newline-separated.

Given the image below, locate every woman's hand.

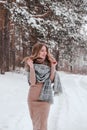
left=27, top=58, right=34, bottom=69
left=27, top=58, right=36, bottom=85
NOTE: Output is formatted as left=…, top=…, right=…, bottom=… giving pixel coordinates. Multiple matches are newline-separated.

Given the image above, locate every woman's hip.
left=27, top=84, right=43, bottom=101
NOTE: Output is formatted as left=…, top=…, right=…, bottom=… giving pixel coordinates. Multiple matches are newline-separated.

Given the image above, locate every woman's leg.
left=40, top=102, right=50, bottom=130
left=27, top=85, right=50, bottom=130
left=28, top=101, right=50, bottom=130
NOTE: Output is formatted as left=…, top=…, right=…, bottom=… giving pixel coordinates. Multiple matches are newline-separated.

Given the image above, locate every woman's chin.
left=39, top=57, right=45, bottom=60
left=42, top=57, right=46, bottom=60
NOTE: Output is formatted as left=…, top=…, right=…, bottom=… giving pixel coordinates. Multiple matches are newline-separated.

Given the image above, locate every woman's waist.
left=30, top=82, right=43, bottom=87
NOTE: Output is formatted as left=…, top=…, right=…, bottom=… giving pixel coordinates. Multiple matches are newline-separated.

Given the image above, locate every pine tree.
left=1, top=0, right=87, bottom=73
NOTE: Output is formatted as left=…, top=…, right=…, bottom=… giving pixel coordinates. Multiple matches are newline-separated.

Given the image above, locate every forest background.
left=0, top=0, right=87, bottom=74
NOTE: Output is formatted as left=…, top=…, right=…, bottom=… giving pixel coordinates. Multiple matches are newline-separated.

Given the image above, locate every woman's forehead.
left=40, top=46, right=47, bottom=50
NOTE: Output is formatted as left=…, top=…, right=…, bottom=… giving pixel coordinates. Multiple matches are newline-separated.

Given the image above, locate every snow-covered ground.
left=0, top=71, right=87, bottom=130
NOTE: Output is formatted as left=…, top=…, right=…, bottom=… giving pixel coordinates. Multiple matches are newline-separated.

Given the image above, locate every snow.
left=16, top=0, right=23, bottom=2
left=0, top=71, right=87, bottom=130
left=80, top=24, right=87, bottom=38
left=16, top=0, right=20, bottom=2
left=0, top=0, right=6, bottom=3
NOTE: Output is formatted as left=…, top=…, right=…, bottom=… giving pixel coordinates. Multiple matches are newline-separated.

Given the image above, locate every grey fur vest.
left=28, top=63, right=62, bottom=104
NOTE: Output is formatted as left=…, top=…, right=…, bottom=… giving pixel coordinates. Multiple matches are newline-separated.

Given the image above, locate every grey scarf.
left=28, top=63, right=62, bottom=104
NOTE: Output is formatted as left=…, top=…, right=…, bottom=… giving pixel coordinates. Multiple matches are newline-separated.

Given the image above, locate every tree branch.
left=33, top=9, right=52, bottom=18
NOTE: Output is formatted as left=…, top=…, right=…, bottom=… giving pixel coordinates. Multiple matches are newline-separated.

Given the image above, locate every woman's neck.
left=34, top=57, right=50, bottom=66
left=34, top=57, right=45, bottom=64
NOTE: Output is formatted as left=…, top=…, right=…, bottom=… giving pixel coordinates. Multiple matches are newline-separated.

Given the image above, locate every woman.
left=24, top=42, right=62, bottom=130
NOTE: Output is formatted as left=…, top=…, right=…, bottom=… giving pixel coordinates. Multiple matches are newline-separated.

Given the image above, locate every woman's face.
left=38, top=46, right=47, bottom=60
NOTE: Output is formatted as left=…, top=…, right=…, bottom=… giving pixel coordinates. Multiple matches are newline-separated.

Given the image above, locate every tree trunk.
left=0, top=28, right=5, bottom=74
left=4, top=11, right=10, bottom=71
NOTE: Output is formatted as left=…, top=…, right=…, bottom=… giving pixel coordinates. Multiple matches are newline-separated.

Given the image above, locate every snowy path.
left=0, top=71, right=87, bottom=130
left=49, top=73, right=87, bottom=130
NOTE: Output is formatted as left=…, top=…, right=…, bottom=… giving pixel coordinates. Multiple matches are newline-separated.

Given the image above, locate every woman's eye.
left=41, top=50, right=44, bottom=52
left=42, top=50, right=46, bottom=52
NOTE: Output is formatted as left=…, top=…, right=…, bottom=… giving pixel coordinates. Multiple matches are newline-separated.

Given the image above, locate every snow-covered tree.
left=3, top=0, right=87, bottom=73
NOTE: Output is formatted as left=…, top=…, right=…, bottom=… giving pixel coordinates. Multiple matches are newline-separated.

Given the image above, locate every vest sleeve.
left=53, top=71, right=62, bottom=95
left=28, top=71, right=31, bottom=85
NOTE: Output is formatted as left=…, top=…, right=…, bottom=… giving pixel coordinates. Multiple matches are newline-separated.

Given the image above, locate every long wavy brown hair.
left=22, top=42, right=56, bottom=67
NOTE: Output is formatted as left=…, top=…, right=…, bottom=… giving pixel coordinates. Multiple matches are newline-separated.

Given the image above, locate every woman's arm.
left=27, top=59, right=36, bottom=86
left=29, top=66, right=36, bottom=85
left=50, top=66, right=56, bottom=82
left=50, top=61, right=57, bottom=82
